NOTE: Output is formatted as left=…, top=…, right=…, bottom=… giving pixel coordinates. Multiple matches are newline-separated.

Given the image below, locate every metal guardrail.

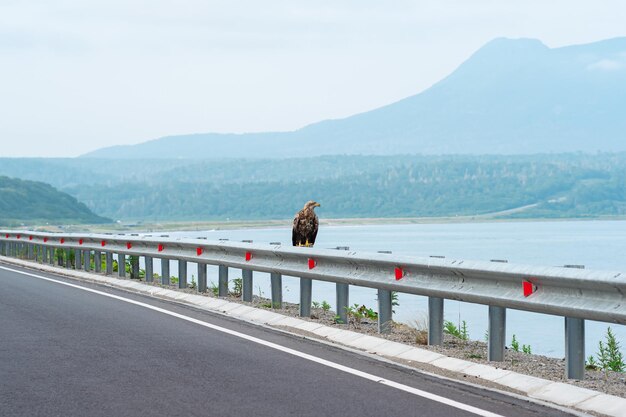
left=1, top=229, right=625, bottom=380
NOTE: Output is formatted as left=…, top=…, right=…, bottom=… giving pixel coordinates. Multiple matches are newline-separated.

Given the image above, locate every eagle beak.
left=315, top=203, right=321, bottom=207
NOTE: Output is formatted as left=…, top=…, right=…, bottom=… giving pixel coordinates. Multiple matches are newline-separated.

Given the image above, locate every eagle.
left=292, top=201, right=320, bottom=247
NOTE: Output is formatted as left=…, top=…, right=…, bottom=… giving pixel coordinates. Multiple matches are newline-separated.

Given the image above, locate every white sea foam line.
left=1, top=265, right=503, bottom=417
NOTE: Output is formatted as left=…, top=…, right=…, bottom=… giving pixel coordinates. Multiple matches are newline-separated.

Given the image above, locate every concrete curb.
left=3, top=257, right=625, bottom=417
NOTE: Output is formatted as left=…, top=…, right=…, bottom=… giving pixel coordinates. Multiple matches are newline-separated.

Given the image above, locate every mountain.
left=0, top=176, right=111, bottom=226
left=83, top=37, right=626, bottom=158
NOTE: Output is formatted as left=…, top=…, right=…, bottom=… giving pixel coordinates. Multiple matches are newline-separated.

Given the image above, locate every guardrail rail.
left=1, top=230, right=624, bottom=380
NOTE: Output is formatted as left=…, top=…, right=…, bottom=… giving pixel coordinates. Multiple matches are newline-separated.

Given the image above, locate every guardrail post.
left=65, top=249, right=72, bottom=269
left=271, top=272, right=282, bottom=309
left=57, top=247, right=64, bottom=266
left=488, top=306, right=506, bottom=361
left=218, top=265, right=228, bottom=297
left=378, top=289, right=393, bottom=334
left=178, top=260, right=187, bottom=288
left=51, top=247, right=57, bottom=265
left=336, top=283, right=349, bottom=324
left=242, top=269, right=253, bottom=301
left=94, top=250, right=102, bottom=272
left=428, top=297, right=444, bottom=345
left=84, top=250, right=91, bottom=271
left=27, top=243, right=34, bottom=260
left=76, top=249, right=82, bottom=269
left=118, top=253, right=125, bottom=277
left=161, top=259, right=170, bottom=285
left=130, top=256, right=139, bottom=279
left=565, top=317, right=585, bottom=380
left=197, top=262, right=207, bottom=293
left=300, top=278, right=312, bottom=317
left=105, top=252, right=113, bottom=274
left=42, top=246, right=48, bottom=263
left=145, top=256, right=153, bottom=282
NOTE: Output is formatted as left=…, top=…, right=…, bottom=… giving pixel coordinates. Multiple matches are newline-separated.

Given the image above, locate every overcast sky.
left=1, top=1, right=625, bottom=157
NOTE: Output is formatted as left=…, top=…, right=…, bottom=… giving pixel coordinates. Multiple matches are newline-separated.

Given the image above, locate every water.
left=157, top=220, right=626, bottom=358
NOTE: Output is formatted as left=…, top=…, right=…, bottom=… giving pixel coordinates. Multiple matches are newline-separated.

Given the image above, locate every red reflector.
left=395, top=267, right=404, bottom=280
left=101, top=240, right=106, bottom=247
left=523, top=281, right=536, bottom=297
left=4, top=234, right=8, bottom=238
left=43, top=237, right=48, bottom=243
left=308, top=258, right=316, bottom=269
left=16, top=234, right=21, bottom=239
left=158, top=244, right=164, bottom=252
left=245, top=252, right=252, bottom=261
left=29, top=236, right=33, bottom=241
left=196, top=247, right=203, bottom=256
left=126, top=242, right=132, bottom=249
left=79, top=239, right=83, bottom=245
left=60, top=238, right=65, bottom=244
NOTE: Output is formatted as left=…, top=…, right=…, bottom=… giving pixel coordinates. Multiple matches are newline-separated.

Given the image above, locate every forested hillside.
left=0, top=176, right=111, bottom=226
left=41, top=154, right=626, bottom=221
left=1, top=154, right=623, bottom=222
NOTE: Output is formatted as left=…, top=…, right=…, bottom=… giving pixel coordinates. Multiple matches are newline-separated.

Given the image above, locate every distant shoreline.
left=42, top=214, right=626, bottom=233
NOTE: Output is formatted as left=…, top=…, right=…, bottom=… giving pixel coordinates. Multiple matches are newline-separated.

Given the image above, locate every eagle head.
left=304, top=200, right=321, bottom=210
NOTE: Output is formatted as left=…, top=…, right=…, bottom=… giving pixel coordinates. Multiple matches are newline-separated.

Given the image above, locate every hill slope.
left=82, top=37, right=626, bottom=159
left=0, top=176, right=111, bottom=226
left=59, top=154, right=626, bottom=221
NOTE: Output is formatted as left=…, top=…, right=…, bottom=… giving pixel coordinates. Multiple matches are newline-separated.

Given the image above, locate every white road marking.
left=1, top=265, right=503, bottom=417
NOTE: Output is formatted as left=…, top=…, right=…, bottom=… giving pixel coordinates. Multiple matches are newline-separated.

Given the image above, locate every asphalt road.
left=0, top=262, right=578, bottom=417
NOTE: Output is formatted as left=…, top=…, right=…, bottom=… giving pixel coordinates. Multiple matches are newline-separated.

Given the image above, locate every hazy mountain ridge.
left=82, top=37, right=626, bottom=159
